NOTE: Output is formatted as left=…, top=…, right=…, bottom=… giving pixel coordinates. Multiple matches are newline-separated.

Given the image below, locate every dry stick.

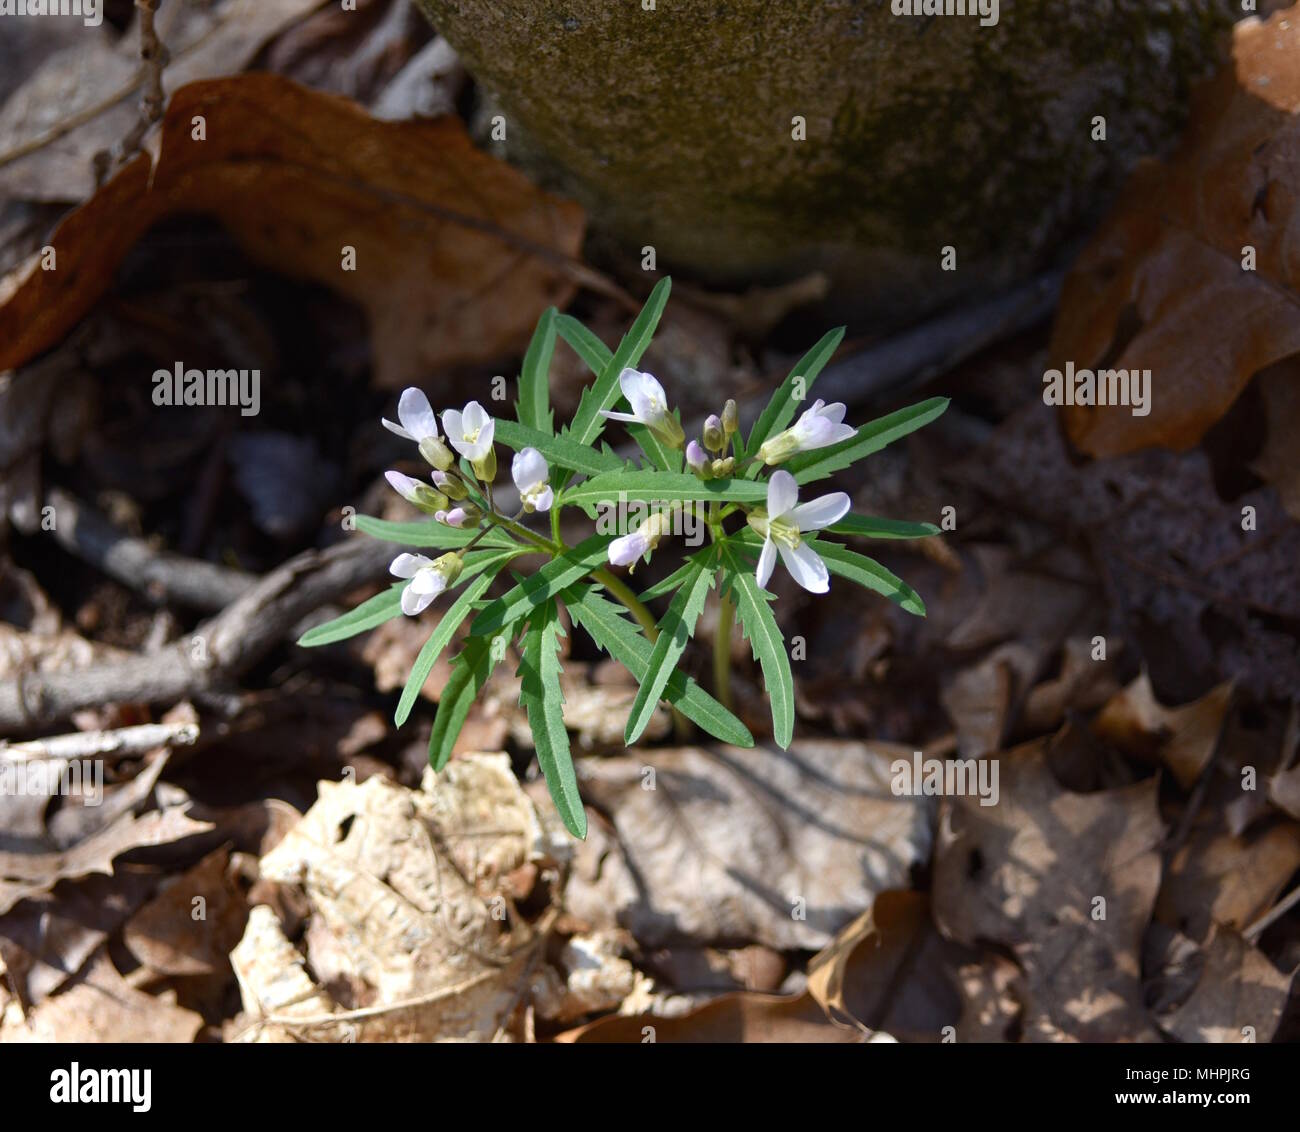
left=110, top=0, right=169, bottom=171
left=0, top=721, right=198, bottom=763
left=0, top=535, right=392, bottom=734
left=44, top=486, right=255, bottom=611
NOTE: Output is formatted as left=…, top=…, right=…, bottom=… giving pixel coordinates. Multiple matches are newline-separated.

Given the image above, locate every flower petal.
left=397, top=388, right=438, bottom=441
left=817, top=400, right=848, bottom=425
left=766, top=470, right=799, bottom=518
left=756, top=536, right=777, bottom=590
left=390, top=552, right=431, bottom=579
left=384, top=470, right=423, bottom=502
left=790, top=492, right=851, bottom=532
left=401, top=581, right=434, bottom=615
left=441, top=408, right=463, bottom=443
left=778, top=540, right=830, bottom=593
left=599, top=410, right=641, bottom=423
left=532, top=485, right=554, bottom=512
left=608, top=532, right=648, bottom=567
left=382, top=418, right=414, bottom=441
left=512, top=447, right=548, bottom=493
left=462, top=401, right=489, bottom=434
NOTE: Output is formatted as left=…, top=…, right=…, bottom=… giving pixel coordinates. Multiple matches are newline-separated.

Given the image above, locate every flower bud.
left=710, top=457, right=735, bottom=478
left=702, top=415, right=725, bottom=453
left=686, top=440, right=710, bottom=478
left=721, top=399, right=739, bottom=437
left=385, top=471, right=449, bottom=515
left=432, top=470, right=468, bottom=501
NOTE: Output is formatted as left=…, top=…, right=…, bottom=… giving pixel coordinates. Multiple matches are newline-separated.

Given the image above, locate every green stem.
left=592, top=566, right=658, bottom=642
left=707, top=500, right=733, bottom=709
left=714, top=587, right=734, bottom=712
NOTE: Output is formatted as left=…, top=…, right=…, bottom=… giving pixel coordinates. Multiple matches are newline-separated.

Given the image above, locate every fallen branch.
left=0, top=535, right=391, bottom=734
left=0, top=721, right=198, bottom=763
left=45, top=486, right=255, bottom=612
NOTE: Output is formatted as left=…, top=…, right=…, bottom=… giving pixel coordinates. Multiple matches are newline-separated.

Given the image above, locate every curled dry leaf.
left=932, top=739, right=1165, bottom=1042
left=0, top=73, right=584, bottom=388
left=0, top=951, right=203, bottom=1043
left=228, top=756, right=559, bottom=1042
left=564, top=741, right=934, bottom=951
left=1091, top=673, right=1233, bottom=790
left=1157, top=929, right=1295, bottom=1044
left=1049, top=9, right=1300, bottom=457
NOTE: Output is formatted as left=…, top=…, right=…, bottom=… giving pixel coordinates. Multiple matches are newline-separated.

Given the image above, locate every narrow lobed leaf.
left=297, top=582, right=405, bottom=647
left=809, top=538, right=927, bottom=616
left=469, top=534, right=612, bottom=636
left=788, top=397, right=950, bottom=485
left=516, top=306, right=557, bottom=435
left=719, top=545, right=795, bottom=749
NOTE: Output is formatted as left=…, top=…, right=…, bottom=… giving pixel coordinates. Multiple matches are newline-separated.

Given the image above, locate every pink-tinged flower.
left=382, top=388, right=453, bottom=469
left=511, top=447, right=553, bottom=513
left=685, top=440, right=710, bottom=477
left=600, top=368, right=685, bottom=448
left=747, top=471, right=849, bottom=594
left=606, top=508, right=676, bottom=570
left=389, top=552, right=463, bottom=616
left=758, top=399, right=856, bottom=465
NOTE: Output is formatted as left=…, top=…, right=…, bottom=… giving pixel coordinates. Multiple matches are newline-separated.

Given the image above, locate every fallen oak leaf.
left=0, top=73, right=585, bottom=388
left=1048, top=8, right=1300, bottom=457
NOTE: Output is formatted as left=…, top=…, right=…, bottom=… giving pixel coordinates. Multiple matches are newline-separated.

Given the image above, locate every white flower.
left=441, top=401, right=496, bottom=462
left=434, top=506, right=473, bottom=528
left=608, top=531, right=651, bottom=567
left=600, top=368, right=685, bottom=448
left=389, top=552, right=463, bottom=616
left=383, top=388, right=453, bottom=469
left=758, top=399, right=856, bottom=465
left=749, top=471, right=849, bottom=594
left=606, top=507, right=676, bottom=569
left=511, top=447, right=553, bottom=512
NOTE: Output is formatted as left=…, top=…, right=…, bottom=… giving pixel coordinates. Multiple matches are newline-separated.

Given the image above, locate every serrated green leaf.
left=636, top=552, right=710, bottom=602
left=809, top=539, right=927, bottom=616
left=830, top=514, right=940, bottom=540
left=428, top=631, right=509, bottom=771
left=469, top=534, right=611, bottom=636
left=560, top=470, right=768, bottom=515
left=518, top=601, right=586, bottom=838
left=744, top=327, right=845, bottom=475
left=564, top=277, right=671, bottom=451
left=562, top=584, right=753, bottom=747
left=394, top=570, right=499, bottom=727
left=494, top=419, right=623, bottom=478
left=354, top=514, right=514, bottom=549
left=516, top=307, right=556, bottom=434
left=788, top=397, right=950, bottom=485
left=624, top=556, right=716, bottom=744
left=555, top=314, right=613, bottom=375
left=719, top=546, right=795, bottom=749
left=297, top=582, right=405, bottom=647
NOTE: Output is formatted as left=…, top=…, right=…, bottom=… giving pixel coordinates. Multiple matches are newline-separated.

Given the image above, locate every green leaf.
left=744, top=327, right=844, bottom=473
left=563, top=584, right=753, bottom=747
left=624, top=555, right=716, bottom=744
left=516, top=307, right=556, bottom=434
left=636, top=553, right=709, bottom=602
left=788, top=397, right=950, bottom=485
left=394, top=571, right=498, bottom=727
left=555, top=313, right=613, bottom=375
left=719, top=545, right=795, bottom=749
left=427, top=631, right=509, bottom=771
left=297, top=582, right=405, bottom=647
left=354, top=515, right=514, bottom=549
left=627, top=420, right=683, bottom=473
left=518, top=601, right=586, bottom=838
left=564, top=277, right=671, bottom=451
left=468, top=534, right=611, bottom=636
left=493, top=419, right=623, bottom=478
left=830, top=514, right=940, bottom=540
left=560, top=470, right=768, bottom=515
left=809, top=539, right=927, bottom=616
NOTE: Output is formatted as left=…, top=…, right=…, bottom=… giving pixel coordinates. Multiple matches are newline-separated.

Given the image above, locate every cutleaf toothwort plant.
left=299, top=279, right=948, bottom=837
